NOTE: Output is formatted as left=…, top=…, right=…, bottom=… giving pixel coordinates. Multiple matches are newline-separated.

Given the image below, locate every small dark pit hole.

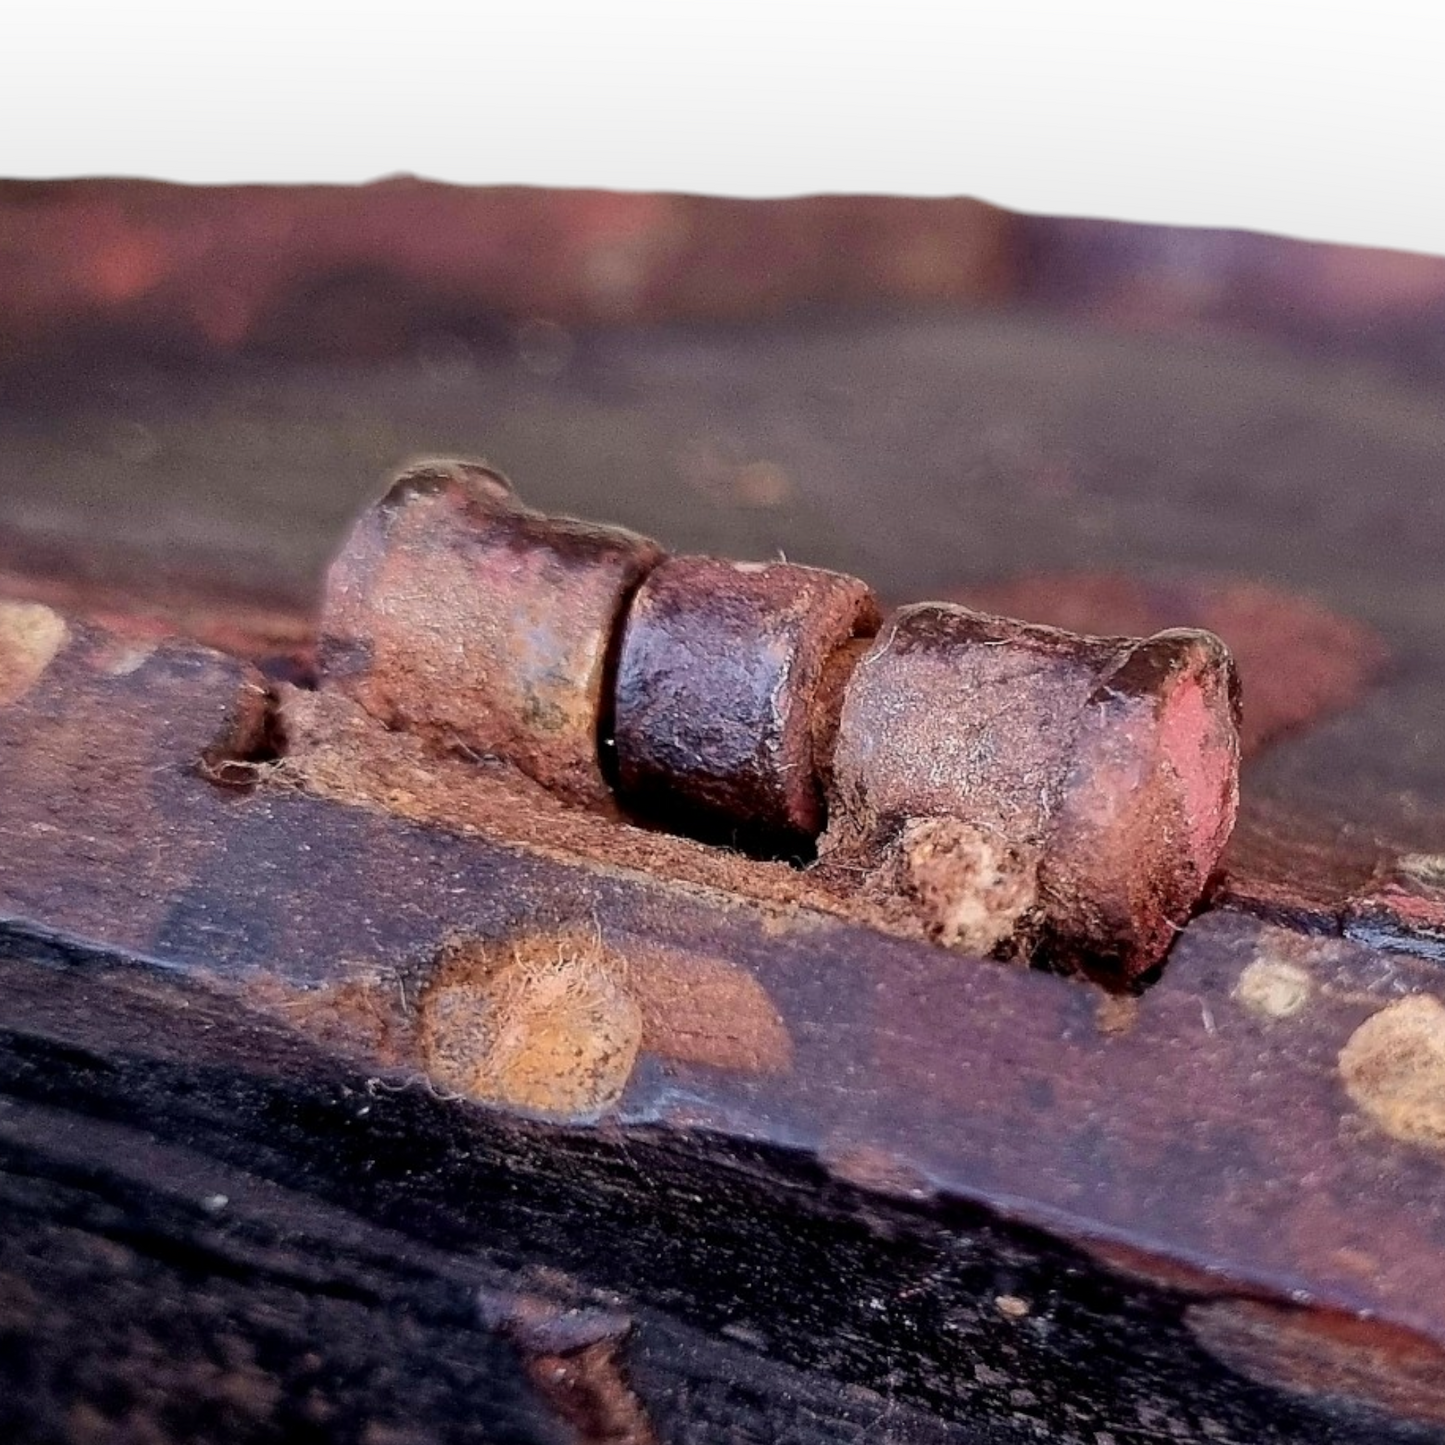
left=198, top=678, right=287, bottom=792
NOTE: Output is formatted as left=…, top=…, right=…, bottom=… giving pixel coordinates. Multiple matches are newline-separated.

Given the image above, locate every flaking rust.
left=314, top=459, right=1244, bottom=980
left=819, top=606, right=1241, bottom=975
left=614, top=555, right=880, bottom=841
left=319, top=459, right=662, bottom=807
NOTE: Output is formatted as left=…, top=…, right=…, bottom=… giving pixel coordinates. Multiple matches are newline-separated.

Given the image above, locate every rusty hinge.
left=308, top=459, right=1241, bottom=980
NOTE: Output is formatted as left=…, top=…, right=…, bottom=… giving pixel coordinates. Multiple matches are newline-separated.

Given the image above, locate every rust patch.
left=850, top=817, right=1041, bottom=957
left=613, top=554, right=878, bottom=839
left=820, top=1142, right=935, bottom=1202
left=478, top=1289, right=656, bottom=1444
left=418, top=933, right=643, bottom=1121
left=271, top=685, right=931, bottom=944
left=954, top=572, right=1388, bottom=757
left=197, top=672, right=279, bottom=789
left=822, top=603, right=1240, bottom=978
left=1339, top=994, right=1445, bottom=1151
left=413, top=929, right=793, bottom=1116
left=239, top=970, right=411, bottom=1068
left=1082, top=1238, right=1232, bottom=1299
left=0, top=601, right=67, bottom=706
left=318, top=460, right=663, bottom=807
left=1188, top=1298, right=1445, bottom=1427
left=624, top=941, right=792, bottom=1075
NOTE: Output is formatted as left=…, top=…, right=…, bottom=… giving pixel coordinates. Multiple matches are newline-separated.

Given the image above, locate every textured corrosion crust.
left=412, top=929, right=794, bottom=1120
left=823, top=604, right=1126, bottom=856
left=273, top=684, right=922, bottom=944
left=318, top=460, right=663, bottom=806
left=1039, top=628, right=1242, bottom=974
left=613, top=556, right=879, bottom=839
left=419, top=933, right=645, bottom=1121
left=1338, top=993, right=1445, bottom=1151
left=271, top=682, right=1058, bottom=970
left=822, top=603, right=1241, bottom=976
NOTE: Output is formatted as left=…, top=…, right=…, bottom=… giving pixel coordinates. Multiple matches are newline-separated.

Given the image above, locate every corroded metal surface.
left=316, top=468, right=1238, bottom=974
left=319, top=459, right=663, bottom=806
left=822, top=603, right=1241, bottom=975
left=614, top=555, right=879, bottom=839
left=953, top=572, right=1389, bottom=759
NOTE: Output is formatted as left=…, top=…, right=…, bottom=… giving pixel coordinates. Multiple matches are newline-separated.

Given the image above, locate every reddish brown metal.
left=821, top=604, right=1242, bottom=976
left=612, top=557, right=879, bottom=838
left=317, top=461, right=1241, bottom=974
left=953, top=571, right=1389, bottom=758
left=318, top=460, right=664, bottom=806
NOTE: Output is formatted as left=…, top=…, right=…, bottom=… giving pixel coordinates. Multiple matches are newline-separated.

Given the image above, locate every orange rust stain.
left=1082, top=1238, right=1231, bottom=1299
left=0, top=602, right=68, bottom=707
left=411, top=929, right=793, bottom=1119
left=1187, top=1298, right=1445, bottom=1427
left=521, top=1340, right=658, bottom=1445
left=820, top=1142, right=934, bottom=1201
left=624, top=941, right=793, bottom=1075
left=418, top=933, right=642, bottom=1121
left=1338, top=994, right=1445, bottom=1151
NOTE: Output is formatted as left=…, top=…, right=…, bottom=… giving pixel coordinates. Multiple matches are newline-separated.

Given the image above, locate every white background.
left=3, top=0, right=1443, bottom=257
